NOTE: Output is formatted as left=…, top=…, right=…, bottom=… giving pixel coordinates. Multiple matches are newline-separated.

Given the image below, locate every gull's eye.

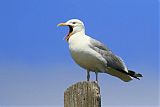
left=72, top=22, right=76, bottom=24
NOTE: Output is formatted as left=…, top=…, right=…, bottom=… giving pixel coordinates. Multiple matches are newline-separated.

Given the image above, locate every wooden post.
left=64, top=81, right=101, bottom=107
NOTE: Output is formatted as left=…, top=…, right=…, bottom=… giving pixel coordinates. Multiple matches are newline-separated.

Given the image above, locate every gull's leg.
left=87, top=70, right=90, bottom=81
left=95, top=72, right=98, bottom=82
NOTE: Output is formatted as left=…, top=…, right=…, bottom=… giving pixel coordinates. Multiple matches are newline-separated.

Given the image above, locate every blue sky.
left=0, top=0, right=159, bottom=107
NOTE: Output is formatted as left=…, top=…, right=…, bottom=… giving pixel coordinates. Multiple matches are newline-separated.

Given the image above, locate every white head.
left=58, top=19, right=85, bottom=41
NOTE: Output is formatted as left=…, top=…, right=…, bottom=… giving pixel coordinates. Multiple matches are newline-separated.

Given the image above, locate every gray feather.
left=89, top=38, right=110, bottom=51
left=89, top=38, right=127, bottom=72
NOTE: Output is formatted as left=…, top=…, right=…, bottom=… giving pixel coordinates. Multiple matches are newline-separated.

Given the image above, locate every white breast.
left=68, top=33, right=107, bottom=72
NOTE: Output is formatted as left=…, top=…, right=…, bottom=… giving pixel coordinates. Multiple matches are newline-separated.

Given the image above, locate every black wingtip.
left=128, top=70, right=143, bottom=79
left=114, top=69, right=143, bottom=80
left=136, top=73, right=143, bottom=77
left=136, top=77, right=140, bottom=80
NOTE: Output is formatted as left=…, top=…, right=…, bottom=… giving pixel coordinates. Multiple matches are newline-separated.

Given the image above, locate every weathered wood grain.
left=64, top=81, right=101, bottom=107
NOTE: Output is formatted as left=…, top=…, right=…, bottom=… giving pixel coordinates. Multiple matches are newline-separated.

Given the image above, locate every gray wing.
left=89, top=37, right=127, bottom=72
left=89, top=37, right=110, bottom=51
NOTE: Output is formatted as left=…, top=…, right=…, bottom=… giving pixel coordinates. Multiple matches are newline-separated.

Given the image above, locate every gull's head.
left=58, top=19, right=85, bottom=41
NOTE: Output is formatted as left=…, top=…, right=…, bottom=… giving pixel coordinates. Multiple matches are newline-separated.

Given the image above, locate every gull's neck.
left=68, top=29, right=86, bottom=44
left=72, top=28, right=85, bottom=35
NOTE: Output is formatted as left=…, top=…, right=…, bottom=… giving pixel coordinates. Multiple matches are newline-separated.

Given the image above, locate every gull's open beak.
left=57, top=22, right=68, bottom=27
left=57, top=22, right=73, bottom=42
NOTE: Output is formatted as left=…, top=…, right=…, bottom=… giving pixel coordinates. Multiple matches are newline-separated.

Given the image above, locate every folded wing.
left=89, top=37, right=142, bottom=80
left=89, top=37, right=127, bottom=72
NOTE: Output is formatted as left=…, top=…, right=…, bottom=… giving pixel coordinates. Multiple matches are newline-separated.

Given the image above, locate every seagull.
left=58, top=19, right=142, bottom=82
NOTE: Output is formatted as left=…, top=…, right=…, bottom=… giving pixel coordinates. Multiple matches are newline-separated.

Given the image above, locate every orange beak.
left=57, top=22, right=73, bottom=42
left=57, top=22, right=68, bottom=26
